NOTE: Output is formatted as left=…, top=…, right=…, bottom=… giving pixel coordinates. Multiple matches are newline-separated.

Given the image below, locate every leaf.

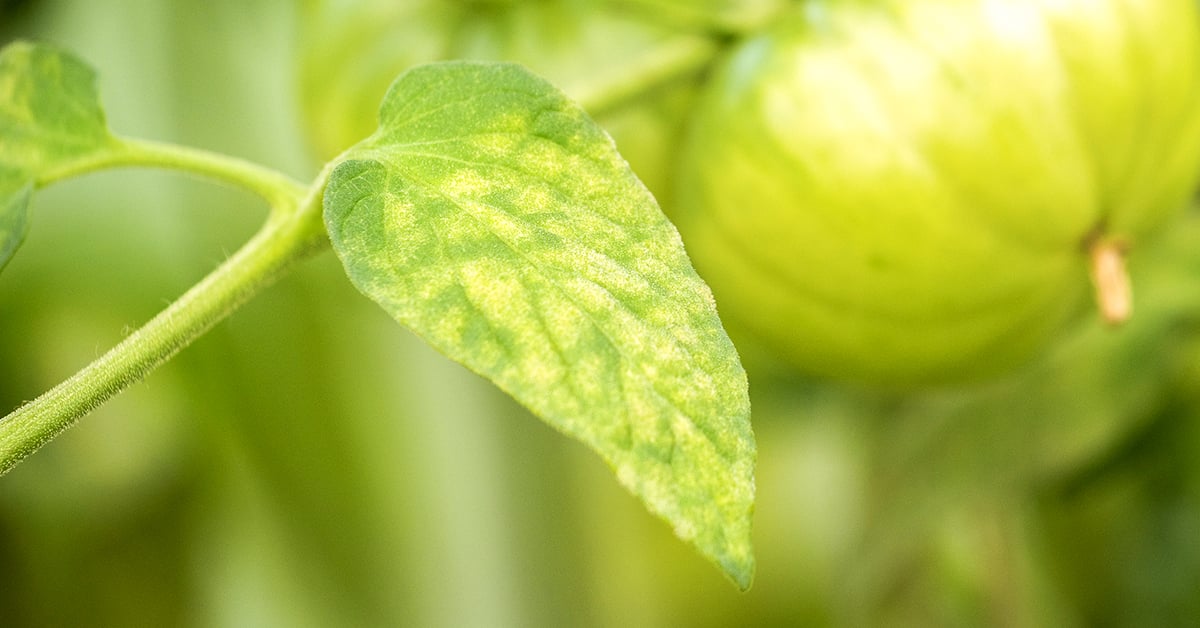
left=0, top=41, right=117, bottom=271
left=0, top=178, right=31, bottom=272
left=323, top=61, right=756, bottom=588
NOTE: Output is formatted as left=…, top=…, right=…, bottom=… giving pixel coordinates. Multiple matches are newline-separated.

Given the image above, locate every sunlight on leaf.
left=0, top=41, right=117, bottom=272
left=323, top=61, right=756, bottom=588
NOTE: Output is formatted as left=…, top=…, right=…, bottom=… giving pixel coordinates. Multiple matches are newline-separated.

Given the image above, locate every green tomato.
left=674, top=0, right=1200, bottom=387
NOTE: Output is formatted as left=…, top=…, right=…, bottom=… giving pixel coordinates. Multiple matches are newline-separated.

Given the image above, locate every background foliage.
left=3, top=1, right=1200, bottom=626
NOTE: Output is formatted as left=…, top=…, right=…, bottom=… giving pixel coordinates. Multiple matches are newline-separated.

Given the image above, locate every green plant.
left=674, top=0, right=1200, bottom=386
left=7, top=0, right=1200, bottom=605
left=0, top=40, right=755, bottom=588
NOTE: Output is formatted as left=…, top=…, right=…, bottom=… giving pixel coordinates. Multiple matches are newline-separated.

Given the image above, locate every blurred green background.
left=4, top=1, right=1200, bottom=626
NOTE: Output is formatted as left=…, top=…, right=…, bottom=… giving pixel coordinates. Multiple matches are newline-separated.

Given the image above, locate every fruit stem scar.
left=1088, top=238, right=1131, bottom=325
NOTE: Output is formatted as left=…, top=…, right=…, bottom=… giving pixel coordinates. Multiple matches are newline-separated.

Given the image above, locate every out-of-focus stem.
left=1089, top=238, right=1132, bottom=325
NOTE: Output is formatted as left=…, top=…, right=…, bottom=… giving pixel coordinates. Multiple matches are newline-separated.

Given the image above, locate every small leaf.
left=0, top=41, right=114, bottom=169
left=324, top=61, right=755, bottom=587
left=0, top=41, right=117, bottom=271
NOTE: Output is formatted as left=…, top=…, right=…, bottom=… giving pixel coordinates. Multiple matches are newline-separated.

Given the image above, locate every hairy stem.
left=0, top=182, right=329, bottom=476
left=39, top=138, right=308, bottom=210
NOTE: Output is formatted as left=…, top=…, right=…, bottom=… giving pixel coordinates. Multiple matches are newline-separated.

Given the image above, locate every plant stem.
left=576, top=36, right=719, bottom=117
left=1089, top=238, right=1132, bottom=325
left=613, top=0, right=780, bottom=35
left=0, top=183, right=329, bottom=476
left=39, top=138, right=308, bottom=210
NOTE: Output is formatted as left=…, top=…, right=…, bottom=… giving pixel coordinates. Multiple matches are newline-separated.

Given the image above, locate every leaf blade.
left=0, top=178, right=31, bottom=272
left=324, top=61, right=756, bottom=587
left=0, top=41, right=115, bottom=175
left=0, top=41, right=117, bottom=271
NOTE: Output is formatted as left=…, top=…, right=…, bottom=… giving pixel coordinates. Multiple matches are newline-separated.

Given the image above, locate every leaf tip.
left=714, top=506, right=756, bottom=591
left=728, top=557, right=756, bottom=592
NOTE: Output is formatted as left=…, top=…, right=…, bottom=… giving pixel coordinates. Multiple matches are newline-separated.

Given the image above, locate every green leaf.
left=0, top=178, right=31, bottom=272
left=0, top=41, right=117, bottom=271
left=323, top=61, right=756, bottom=588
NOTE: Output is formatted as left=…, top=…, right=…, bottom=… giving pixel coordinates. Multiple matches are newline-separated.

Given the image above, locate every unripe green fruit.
left=675, top=0, right=1200, bottom=386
